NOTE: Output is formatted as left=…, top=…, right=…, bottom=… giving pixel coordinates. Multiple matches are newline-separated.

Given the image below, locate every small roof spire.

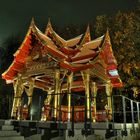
left=29, top=17, right=38, bottom=33
left=105, top=28, right=110, bottom=42
left=86, top=23, right=90, bottom=33
left=30, top=17, right=35, bottom=27
left=45, top=18, right=53, bottom=35
left=79, top=24, right=91, bottom=46
left=85, top=23, right=91, bottom=40
left=48, top=17, right=51, bottom=25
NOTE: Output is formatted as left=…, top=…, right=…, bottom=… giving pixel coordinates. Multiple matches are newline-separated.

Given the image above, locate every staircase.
left=0, top=120, right=24, bottom=140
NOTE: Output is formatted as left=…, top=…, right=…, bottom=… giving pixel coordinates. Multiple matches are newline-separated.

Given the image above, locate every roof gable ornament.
left=102, top=28, right=117, bottom=65
left=45, top=18, right=53, bottom=35
left=78, top=24, right=91, bottom=47
left=104, top=28, right=110, bottom=43
left=30, top=17, right=35, bottom=27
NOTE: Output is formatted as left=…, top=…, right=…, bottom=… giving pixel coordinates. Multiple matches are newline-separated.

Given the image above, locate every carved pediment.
left=28, top=34, right=42, bottom=61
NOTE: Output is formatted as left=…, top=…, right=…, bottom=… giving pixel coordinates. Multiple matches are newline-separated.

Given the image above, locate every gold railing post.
left=26, top=79, right=34, bottom=106
left=85, top=71, right=90, bottom=120
left=57, top=82, right=62, bottom=121
left=43, top=88, right=52, bottom=121
left=57, top=83, right=61, bottom=110
left=24, top=78, right=34, bottom=120
left=44, top=88, right=52, bottom=105
left=105, top=80, right=112, bottom=121
left=67, top=72, right=73, bottom=122
left=11, top=76, right=24, bottom=119
left=53, top=69, right=60, bottom=121
left=92, top=82, right=97, bottom=122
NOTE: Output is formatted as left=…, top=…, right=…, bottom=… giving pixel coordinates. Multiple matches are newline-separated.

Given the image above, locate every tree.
left=94, top=11, right=140, bottom=92
left=0, top=34, right=22, bottom=118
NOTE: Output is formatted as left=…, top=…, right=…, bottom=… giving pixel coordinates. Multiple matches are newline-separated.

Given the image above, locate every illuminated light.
left=109, top=69, right=118, bottom=76
left=93, top=118, right=96, bottom=122
left=30, top=107, right=35, bottom=120
left=30, top=108, right=34, bottom=115
left=6, top=80, right=14, bottom=84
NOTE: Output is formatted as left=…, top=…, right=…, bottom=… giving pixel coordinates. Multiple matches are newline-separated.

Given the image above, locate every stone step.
left=2, top=125, right=14, bottom=131
left=4, top=120, right=12, bottom=125
left=0, top=136, right=24, bottom=140
left=0, top=120, right=5, bottom=126
left=24, top=134, right=42, bottom=140
left=0, top=130, right=20, bottom=136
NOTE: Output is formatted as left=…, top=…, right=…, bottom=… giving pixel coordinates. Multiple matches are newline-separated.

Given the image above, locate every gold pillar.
left=25, top=79, right=34, bottom=106
left=57, top=71, right=66, bottom=121
left=105, top=80, right=112, bottom=120
left=57, top=83, right=61, bottom=108
left=44, top=88, right=52, bottom=105
left=53, top=69, right=60, bottom=120
left=24, top=79, right=34, bottom=120
left=92, top=82, right=97, bottom=122
left=57, top=83, right=62, bottom=120
left=43, top=89, right=52, bottom=121
left=67, top=72, right=73, bottom=122
left=11, top=97, right=22, bottom=118
left=85, top=71, right=90, bottom=120
left=11, top=77, right=24, bottom=119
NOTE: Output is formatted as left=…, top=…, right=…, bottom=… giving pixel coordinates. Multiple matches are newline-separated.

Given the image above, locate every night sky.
left=0, top=0, right=136, bottom=42
left=0, top=0, right=138, bottom=119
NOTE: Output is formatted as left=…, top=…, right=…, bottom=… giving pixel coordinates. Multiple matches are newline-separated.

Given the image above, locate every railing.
left=17, top=93, right=140, bottom=125
left=66, top=94, right=140, bottom=137
left=112, top=95, right=140, bottom=134
left=13, top=94, right=140, bottom=138
left=113, top=95, right=140, bottom=122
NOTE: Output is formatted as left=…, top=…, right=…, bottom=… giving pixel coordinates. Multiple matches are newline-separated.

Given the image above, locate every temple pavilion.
left=2, top=19, right=122, bottom=122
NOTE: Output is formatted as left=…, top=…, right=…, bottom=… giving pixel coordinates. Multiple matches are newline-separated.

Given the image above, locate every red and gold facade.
left=2, top=19, right=123, bottom=122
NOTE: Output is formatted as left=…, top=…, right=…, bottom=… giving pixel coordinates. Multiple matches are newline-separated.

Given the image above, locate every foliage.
left=1, top=34, right=22, bottom=72
left=94, top=11, right=140, bottom=92
left=0, top=34, right=22, bottom=119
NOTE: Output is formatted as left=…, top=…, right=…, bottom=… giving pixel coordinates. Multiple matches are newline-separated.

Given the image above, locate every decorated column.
left=85, top=70, right=90, bottom=121
left=43, top=88, right=52, bottom=121
left=57, top=82, right=62, bottom=121
left=25, top=79, right=34, bottom=106
left=67, top=72, right=73, bottom=122
left=11, top=76, right=24, bottom=119
left=53, top=69, right=60, bottom=121
left=92, top=82, right=97, bottom=122
left=44, top=88, right=52, bottom=105
left=105, top=80, right=112, bottom=120
left=25, top=78, right=34, bottom=120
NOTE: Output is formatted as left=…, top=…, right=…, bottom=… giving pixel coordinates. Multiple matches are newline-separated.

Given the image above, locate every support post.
left=122, top=96, right=126, bottom=130
left=131, top=100, right=135, bottom=133
left=57, top=70, right=66, bottom=122
left=67, top=72, right=73, bottom=122
left=44, top=88, right=52, bottom=105
left=57, top=82, right=61, bottom=119
left=92, top=82, right=97, bottom=122
left=42, top=89, right=52, bottom=121
left=25, top=79, right=34, bottom=120
left=27, top=80, right=34, bottom=106
left=105, top=80, right=112, bottom=121
left=11, top=76, right=24, bottom=119
left=137, top=102, right=140, bottom=123
left=85, top=70, right=90, bottom=121
left=53, top=69, right=60, bottom=121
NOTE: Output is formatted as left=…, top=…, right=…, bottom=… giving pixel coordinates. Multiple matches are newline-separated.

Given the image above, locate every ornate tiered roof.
left=2, top=19, right=123, bottom=90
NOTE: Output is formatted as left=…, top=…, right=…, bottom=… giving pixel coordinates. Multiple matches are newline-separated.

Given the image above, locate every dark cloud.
left=0, top=0, right=136, bottom=40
